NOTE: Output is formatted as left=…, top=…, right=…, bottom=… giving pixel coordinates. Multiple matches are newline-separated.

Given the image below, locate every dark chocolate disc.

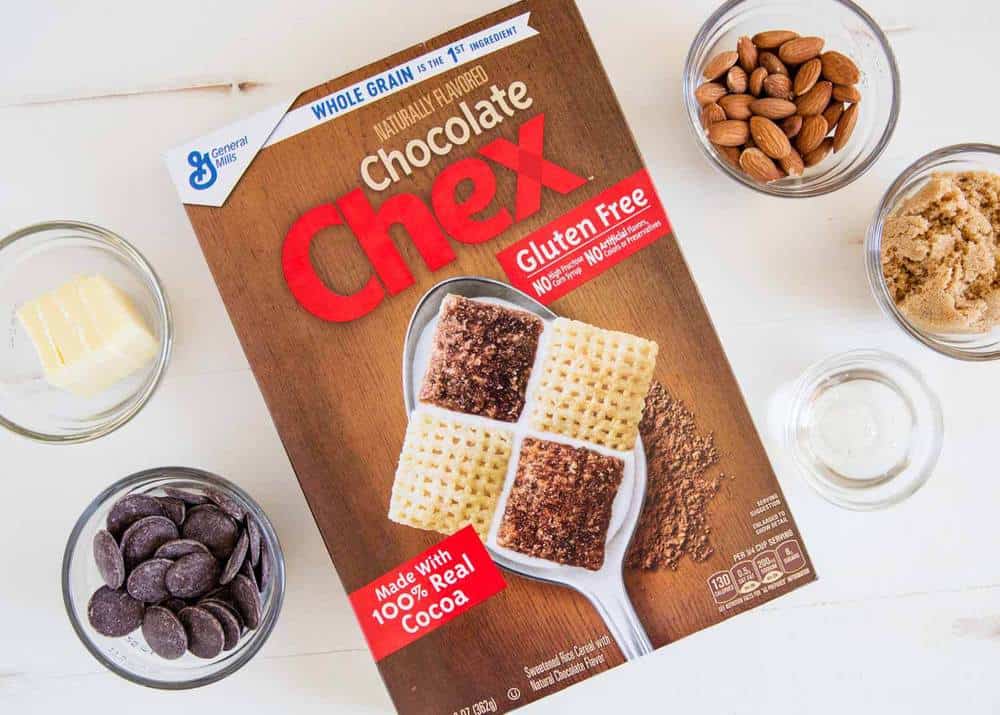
left=165, top=552, right=220, bottom=599
left=199, top=601, right=242, bottom=651
left=87, top=586, right=144, bottom=637
left=106, top=494, right=165, bottom=538
left=246, top=517, right=261, bottom=567
left=219, top=529, right=249, bottom=585
left=200, top=597, right=244, bottom=631
left=142, top=606, right=188, bottom=659
left=230, top=574, right=262, bottom=630
left=182, top=505, right=238, bottom=559
left=93, top=529, right=125, bottom=590
left=154, top=538, right=210, bottom=560
left=162, top=487, right=209, bottom=505
left=178, top=606, right=224, bottom=659
left=155, top=497, right=186, bottom=527
left=127, top=558, right=174, bottom=603
left=205, top=488, right=246, bottom=521
left=239, top=557, right=258, bottom=591
left=256, top=541, right=271, bottom=592
left=121, top=516, right=179, bottom=571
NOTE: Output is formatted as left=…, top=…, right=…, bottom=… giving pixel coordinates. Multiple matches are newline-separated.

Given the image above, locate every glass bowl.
left=0, top=221, right=172, bottom=443
left=786, top=350, right=942, bottom=510
left=866, top=144, right=1000, bottom=360
left=62, top=468, right=285, bottom=689
left=684, top=0, right=900, bottom=197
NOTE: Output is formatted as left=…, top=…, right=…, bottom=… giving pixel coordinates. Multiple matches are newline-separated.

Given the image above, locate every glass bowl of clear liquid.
left=786, top=350, right=943, bottom=509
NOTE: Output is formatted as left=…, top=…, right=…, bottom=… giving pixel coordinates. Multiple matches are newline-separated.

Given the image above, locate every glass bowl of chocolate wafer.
left=62, top=467, right=285, bottom=689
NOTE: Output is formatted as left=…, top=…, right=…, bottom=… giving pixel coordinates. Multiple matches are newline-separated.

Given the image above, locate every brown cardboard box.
left=169, top=1, right=815, bottom=711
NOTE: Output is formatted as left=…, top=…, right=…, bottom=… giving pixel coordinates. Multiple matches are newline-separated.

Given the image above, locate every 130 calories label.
left=707, top=494, right=812, bottom=613
left=495, top=168, right=671, bottom=304
left=349, top=526, right=506, bottom=660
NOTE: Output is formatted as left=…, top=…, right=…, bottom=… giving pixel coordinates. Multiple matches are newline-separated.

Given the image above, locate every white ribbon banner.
left=264, top=12, right=538, bottom=147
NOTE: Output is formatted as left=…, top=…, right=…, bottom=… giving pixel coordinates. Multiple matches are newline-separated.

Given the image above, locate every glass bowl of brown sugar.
left=866, top=143, right=1000, bottom=360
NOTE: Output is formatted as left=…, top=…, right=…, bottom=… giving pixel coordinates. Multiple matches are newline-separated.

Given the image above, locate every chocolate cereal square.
left=419, top=294, right=543, bottom=422
left=498, top=438, right=624, bottom=570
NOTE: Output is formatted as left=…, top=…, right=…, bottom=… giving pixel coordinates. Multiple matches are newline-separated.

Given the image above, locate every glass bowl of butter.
left=0, top=221, right=171, bottom=443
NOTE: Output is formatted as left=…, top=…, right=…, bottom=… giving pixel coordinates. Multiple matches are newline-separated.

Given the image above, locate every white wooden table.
left=2, top=1, right=998, bottom=712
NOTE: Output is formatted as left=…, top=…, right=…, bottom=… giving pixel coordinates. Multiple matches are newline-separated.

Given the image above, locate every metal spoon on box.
left=402, top=276, right=654, bottom=660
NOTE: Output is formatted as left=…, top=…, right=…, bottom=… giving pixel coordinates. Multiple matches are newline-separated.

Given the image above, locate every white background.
left=2, top=1, right=998, bottom=713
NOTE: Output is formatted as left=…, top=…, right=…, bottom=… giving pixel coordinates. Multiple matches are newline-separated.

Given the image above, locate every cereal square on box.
left=498, top=437, right=623, bottom=570
left=419, top=294, right=543, bottom=422
left=389, top=411, right=512, bottom=539
left=530, top=318, right=658, bottom=450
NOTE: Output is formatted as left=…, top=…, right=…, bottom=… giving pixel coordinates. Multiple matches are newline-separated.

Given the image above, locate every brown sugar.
left=881, top=171, right=1000, bottom=333
left=627, top=382, right=726, bottom=571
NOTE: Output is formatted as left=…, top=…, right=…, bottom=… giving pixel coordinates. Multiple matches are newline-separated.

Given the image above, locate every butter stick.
left=17, top=275, right=159, bottom=397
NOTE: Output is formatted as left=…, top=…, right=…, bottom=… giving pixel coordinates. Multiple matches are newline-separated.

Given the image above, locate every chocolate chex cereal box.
left=166, top=1, right=816, bottom=711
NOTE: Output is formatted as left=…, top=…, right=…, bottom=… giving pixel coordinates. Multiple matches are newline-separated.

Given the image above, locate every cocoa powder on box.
left=627, top=382, right=728, bottom=570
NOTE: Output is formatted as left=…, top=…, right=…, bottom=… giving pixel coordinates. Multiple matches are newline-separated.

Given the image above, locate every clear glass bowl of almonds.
left=62, top=467, right=285, bottom=688
left=684, top=0, right=900, bottom=196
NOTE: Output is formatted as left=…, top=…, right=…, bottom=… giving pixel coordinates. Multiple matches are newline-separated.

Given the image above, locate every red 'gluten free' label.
left=496, top=169, right=671, bottom=304
left=349, top=526, right=506, bottom=661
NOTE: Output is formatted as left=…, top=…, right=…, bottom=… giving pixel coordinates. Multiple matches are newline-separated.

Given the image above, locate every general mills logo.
left=187, top=150, right=217, bottom=190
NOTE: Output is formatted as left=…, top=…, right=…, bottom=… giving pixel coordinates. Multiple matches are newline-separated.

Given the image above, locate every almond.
left=795, top=80, right=832, bottom=116
left=703, top=50, right=739, bottom=81
left=822, top=102, right=845, bottom=130
left=804, top=138, right=834, bottom=167
left=832, top=84, right=861, bottom=103
left=726, top=66, right=748, bottom=94
left=779, top=147, right=805, bottom=177
left=832, top=102, right=859, bottom=152
left=739, top=147, right=783, bottom=182
left=713, top=143, right=742, bottom=168
left=737, top=36, right=758, bottom=73
left=795, top=115, right=829, bottom=155
left=820, top=51, right=861, bottom=85
left=750, top=116, right=792, bottom=159
left=778, top=36, right=824, bottom=65
left=718, top=93, right=754, bottom=120
left=793, top=58, right=822, bottom=96
left=759, top=52, right=788, bottom=76
left=695, top=81, right=727, bottom=106
left=781, top=115, right=803, bottom=139
left=749, top=67, right=768, bottom=97
left=700, top=102, right=726, bottom=128
left=763, top=74, right=793, bottom=100
left=752, top=30, right=799, bottom=49
left=707, top=119, right=750, bottom=147
left=749, top=97, right=797, bottom=119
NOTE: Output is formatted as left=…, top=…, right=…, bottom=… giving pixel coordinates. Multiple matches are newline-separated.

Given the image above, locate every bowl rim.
left=0, top=220, right=173, bottom=443
left=61, top=467, right=286, bottom=689
left=864, top=143, right=1000, bottom=361
left=683, top=0, right=901, bottom=197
